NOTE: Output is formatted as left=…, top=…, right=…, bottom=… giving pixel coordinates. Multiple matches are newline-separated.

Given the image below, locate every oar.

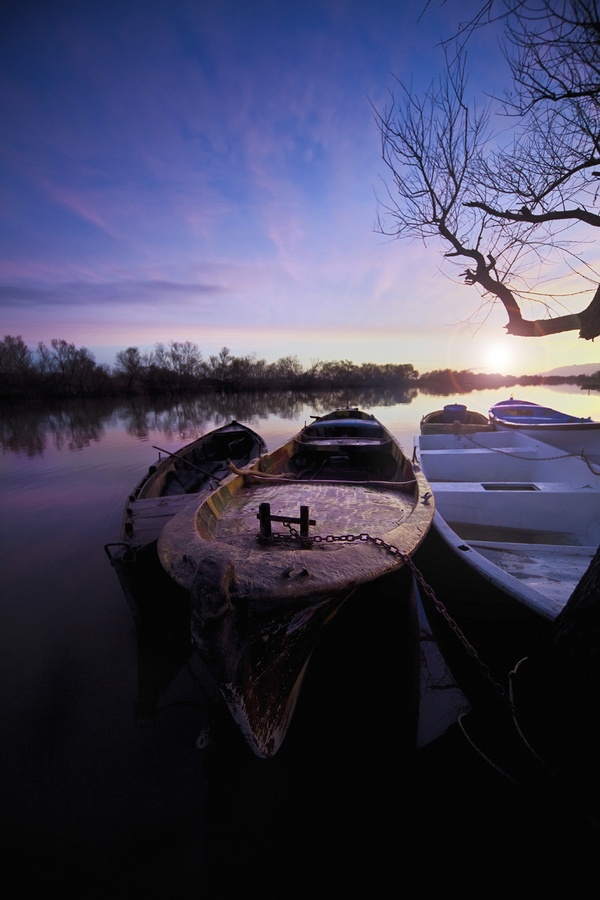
left=153, top=445, right=215, bottom=479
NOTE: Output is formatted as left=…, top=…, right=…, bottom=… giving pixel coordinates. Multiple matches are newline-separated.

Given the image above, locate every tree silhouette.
left=376, top=0, right=600, bottom=342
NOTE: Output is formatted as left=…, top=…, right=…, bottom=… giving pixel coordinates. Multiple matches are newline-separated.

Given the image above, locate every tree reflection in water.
left=0, top=387, right=418, bottom=457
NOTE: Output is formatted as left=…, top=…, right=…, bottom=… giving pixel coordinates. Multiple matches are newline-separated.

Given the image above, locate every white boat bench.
left=430, top=481, right=599, bottom=541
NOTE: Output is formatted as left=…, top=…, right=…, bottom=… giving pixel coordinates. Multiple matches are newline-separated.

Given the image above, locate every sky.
left=2, top=0, right=599, bottom=377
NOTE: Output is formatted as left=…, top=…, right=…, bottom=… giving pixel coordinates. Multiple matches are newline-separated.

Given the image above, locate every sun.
left=484, top=341, right=516, bottom=374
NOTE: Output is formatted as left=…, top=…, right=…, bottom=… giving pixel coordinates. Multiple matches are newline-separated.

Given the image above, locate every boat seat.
left=420, top=448, right=539, bottom=482
left=431, top=482, right=599, bottom=539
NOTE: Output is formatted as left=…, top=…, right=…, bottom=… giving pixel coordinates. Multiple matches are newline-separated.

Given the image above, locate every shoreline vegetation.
left=1, top=334, right=599, bottom=402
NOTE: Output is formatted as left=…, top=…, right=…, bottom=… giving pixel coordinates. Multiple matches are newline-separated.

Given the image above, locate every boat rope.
left=581, top=452, right=600, bottom=475
left=227, top=461, right=417, bottom=490
left=462, top=433, right=600, bottom=472
left=271, top=522, right=515, bottom=713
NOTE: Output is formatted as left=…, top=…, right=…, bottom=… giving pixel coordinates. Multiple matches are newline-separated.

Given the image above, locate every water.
left=1, top=385, right=598, bottom=896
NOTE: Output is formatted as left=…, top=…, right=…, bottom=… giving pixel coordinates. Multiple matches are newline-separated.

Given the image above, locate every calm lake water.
left=1, top=384, right=598, bottom=897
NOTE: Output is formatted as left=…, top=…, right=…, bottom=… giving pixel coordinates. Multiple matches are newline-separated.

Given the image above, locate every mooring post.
left=300, top=505, right=309, bottom=537
left=256, top=502, right=315, bottom=542
left=258, top=502, right=272, bottom=539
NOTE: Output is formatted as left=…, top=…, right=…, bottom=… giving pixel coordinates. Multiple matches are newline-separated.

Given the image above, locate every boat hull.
left=489, top=398, right=600, bottom=461
left=158, top=410, right=434, bottom=757
left=420, top=404, right=491, bottom=435
left=414, top=428, right=600, bottom=622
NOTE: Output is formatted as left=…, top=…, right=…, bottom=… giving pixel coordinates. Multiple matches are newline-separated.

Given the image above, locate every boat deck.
left=204, top=481, right=416, bottom=545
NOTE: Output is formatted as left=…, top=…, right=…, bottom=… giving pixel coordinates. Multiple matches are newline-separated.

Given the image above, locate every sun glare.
left=484, top=341, right=515, bottom=374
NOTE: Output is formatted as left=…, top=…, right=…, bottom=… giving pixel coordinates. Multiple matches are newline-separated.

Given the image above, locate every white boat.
left=489, top=397, right=600, bottom=462
left=414, top=428, right=600, bottom=622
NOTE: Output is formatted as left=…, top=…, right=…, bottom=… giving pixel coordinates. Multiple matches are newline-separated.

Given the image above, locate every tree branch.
left=465, top=200, right=600, bottom=228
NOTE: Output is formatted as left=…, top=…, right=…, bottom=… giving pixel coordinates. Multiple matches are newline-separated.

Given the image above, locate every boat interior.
left=279, top=416, right=412, bottom=484
left=418, top=430, right=600, bottom=548
left=139, top=429, right=264, bottom=499
left=491, top=402, right=591, bottom=425
left=287, top=442, right=401, bottom=483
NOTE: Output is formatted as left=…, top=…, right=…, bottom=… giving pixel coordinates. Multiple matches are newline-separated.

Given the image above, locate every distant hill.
left=540, top=363, right=600, bottom=377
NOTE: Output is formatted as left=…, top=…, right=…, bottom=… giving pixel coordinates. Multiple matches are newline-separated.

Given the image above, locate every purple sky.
left=1, top=0, right=598, bottom=376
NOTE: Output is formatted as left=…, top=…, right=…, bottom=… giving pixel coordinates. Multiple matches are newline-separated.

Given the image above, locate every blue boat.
left=489, top=397, right=600, bottom=460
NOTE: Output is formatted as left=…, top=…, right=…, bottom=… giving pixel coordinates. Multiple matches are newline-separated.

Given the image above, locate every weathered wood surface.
left=123, top=494, right=200, bottom=546
left=190, top=563, right=419, bottom=758
left=159, top=473, right=433, bottom=609
left=191, top=580, right=349, bottom=758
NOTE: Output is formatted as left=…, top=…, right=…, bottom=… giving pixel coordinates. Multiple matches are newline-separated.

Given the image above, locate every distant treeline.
left=1, top=334, right=599, bottom=401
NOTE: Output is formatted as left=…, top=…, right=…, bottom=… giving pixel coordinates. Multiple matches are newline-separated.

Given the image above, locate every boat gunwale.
left=429, top=510, right=566, bottom=620
left=489, top=416, right=600, bottom=432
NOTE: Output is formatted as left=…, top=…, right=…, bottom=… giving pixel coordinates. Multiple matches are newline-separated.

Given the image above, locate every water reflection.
left=3, top=383, right=597, bottom=894
left=0, top=398, right=112, bottom=456
left=0, top=387, right=418, bottom=456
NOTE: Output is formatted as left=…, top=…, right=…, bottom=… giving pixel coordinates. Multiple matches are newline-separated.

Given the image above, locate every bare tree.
left=0, top=334, right=34, bottom=394
left=114, top=346, right=143, bottom=390
left=145, top=340, right=204, bottom=389
left=376, top=0, right=600, bottom=342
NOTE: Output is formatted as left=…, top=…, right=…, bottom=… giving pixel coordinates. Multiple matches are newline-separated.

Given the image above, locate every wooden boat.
left=158, top=408, right=434, bottom=758
left=489, top=397, right=600, bottom=460
left=414, top=428, right=600, bottom=622
left=105, top=420, right=267, bottom=618
left=420, top=403, right=491, bottom=435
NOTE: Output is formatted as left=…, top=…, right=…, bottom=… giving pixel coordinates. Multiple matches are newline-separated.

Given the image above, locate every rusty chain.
left=266, top=522, right=515, bottom=712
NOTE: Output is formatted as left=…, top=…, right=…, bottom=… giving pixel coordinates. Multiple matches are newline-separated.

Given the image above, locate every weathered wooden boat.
left=414, top=428, right=600, bottom=622
left=489, top=397, right=600, bottom=461
left=420, top=403, right=491, bottom=435
left=158, top=408, right=434, bottom=758
left=105, top=420, right=267, bottom=618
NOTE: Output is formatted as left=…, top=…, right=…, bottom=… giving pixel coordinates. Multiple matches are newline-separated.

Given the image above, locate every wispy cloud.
left=1, top=1, right=597, bottom=375
left=0, top=279, right=226, bottom=309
